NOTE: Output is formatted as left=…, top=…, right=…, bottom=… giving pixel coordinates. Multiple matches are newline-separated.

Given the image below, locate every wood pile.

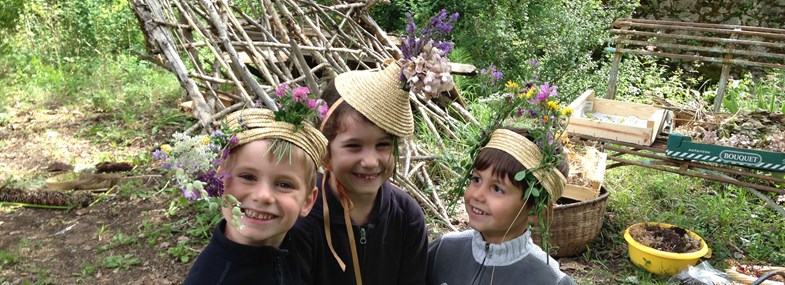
left=129, top=0, right=477, bottom=230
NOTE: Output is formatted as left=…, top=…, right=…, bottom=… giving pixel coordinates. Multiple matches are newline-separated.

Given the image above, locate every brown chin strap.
left=321, top=170, right=363, bottom=285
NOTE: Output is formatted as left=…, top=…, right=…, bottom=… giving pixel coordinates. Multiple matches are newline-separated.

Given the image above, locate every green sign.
left=666, top=134, right=785, bottom=171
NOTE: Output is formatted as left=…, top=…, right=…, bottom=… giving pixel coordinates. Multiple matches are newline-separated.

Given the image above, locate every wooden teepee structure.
left=130, top=0, right=477, bottom=230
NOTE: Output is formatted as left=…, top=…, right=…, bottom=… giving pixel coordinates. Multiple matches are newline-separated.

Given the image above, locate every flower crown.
left=456, top=63, right=573, bottom=253
left=399, top=9, right=459, bottom=99
left=154, top=84, right=328, bottom=227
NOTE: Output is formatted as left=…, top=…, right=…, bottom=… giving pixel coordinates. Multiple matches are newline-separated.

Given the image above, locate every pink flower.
left=538, top=82, right=558, bottom=99
left=292, top=87, right=310, bottom=102
left=317, top=101, right=329, bottom=120
left=305, top=98, right=318, bottom=110
left=275, top=84, right=290, bottom=97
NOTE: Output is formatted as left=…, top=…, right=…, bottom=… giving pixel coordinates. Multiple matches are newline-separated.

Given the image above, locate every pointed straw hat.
left=333, top=61, right=414, bottom=138
left=224, top=108, right=328, bottom=166
left=483, top=129, right=566, bottom=200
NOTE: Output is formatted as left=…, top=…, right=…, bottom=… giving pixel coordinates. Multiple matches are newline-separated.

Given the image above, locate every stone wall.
left=635, top=0, right=785, bottom=29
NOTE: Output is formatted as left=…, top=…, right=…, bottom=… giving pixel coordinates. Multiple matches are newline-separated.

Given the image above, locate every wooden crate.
left=567, top=90, right=671, bottom=146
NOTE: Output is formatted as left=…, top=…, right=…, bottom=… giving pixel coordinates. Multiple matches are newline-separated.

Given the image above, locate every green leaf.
left=514, top=171, right=527, bottom=181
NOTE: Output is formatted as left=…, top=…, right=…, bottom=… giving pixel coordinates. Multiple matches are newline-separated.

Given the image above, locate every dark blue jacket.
left=183, top=219, right=294, bottom=285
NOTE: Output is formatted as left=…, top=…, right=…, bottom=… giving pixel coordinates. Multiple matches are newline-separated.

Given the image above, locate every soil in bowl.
left=628, top=223, right=702, bottom=254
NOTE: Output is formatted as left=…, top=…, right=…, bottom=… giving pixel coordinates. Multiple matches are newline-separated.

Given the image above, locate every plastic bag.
left=667, top=261, right=735, bottom=285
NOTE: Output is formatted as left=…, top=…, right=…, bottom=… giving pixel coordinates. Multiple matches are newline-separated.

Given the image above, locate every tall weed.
left=722, top=70, right=785, bottom=113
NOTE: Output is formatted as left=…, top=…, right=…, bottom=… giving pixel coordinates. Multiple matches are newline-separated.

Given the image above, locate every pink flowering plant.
left=400, top=9, right=459, bottom=99
left=272, top=84, right=328, bottom=128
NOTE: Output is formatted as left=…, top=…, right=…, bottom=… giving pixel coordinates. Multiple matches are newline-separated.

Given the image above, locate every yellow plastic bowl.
left=624, top=222, right=709, bottom=275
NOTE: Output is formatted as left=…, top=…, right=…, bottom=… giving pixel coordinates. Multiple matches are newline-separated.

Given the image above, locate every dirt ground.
left=0, top=106, right=613, bottom=284
left=0, top=106, right=190, bottom=284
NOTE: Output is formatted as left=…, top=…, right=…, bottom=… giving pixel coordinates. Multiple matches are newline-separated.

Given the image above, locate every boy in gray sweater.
left=427, top=128, right=576, bottom=285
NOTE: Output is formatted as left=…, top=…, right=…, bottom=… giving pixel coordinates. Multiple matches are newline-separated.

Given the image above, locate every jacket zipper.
left=471, top=243, right=491, bottom=285
left=359, top=227, right=367, bottom=245
left=274, top=254, right=283, bottom=284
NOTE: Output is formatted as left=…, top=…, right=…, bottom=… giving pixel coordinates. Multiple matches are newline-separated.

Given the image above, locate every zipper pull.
left=360, top=227, right=367, bottom=245
left=484, top=242, right=490, bottom=257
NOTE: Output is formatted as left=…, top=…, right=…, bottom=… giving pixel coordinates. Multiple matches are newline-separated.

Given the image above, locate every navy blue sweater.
left=287, top=173, right=428, bottom=285
left=183, top=219, right=295, bottom=285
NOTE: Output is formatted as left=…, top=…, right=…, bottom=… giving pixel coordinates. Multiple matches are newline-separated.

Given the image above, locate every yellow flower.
left=505, top=80, right=520, bottom=90
left=161, top=144, right=173, bottom=153
left=202, top=136, right=211, bottom=145
left=525, top=86, right=536, bottom=99
left=547, top=101, right=561, bottom=111
left=561, top=107, right=574, bottom=117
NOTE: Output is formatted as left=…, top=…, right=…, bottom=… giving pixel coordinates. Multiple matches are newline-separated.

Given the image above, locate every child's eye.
left=276, top=182, right=294, bottom=189
left=344, top=144, right=361, bottom=149
left=470, top=176, right=481, bottom=184
left=376, top=141, right=391, bottom=148
left=492, top=185, right=505, bottom=194
left=238, top=174, right=256, bottom=181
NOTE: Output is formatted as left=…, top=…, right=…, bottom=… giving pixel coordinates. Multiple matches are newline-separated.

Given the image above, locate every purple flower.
left=481, top=64, right=503, bottom=84
left=291, top=86, right=309, bottom=102
left=275, top=84, right=290, bottom=97
left=182, top=186, right=199, bottom=200
left=534, top=82, right=557, bottom=102
left=449, top=12, right=460, bottom=22
left=221, top=136, right=238, bottom=160
left=492, top=70, right=503, bottom=82
left=405, top=13, right=417, bottom=34
left=527, top=59, right=540, bottom=68
left=152, top=149, right=168, bottom=161
left=197, top=169, right=227, bottom=197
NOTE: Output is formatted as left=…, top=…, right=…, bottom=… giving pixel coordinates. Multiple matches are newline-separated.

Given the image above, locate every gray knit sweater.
left=427, top=229, right=576, bottom=285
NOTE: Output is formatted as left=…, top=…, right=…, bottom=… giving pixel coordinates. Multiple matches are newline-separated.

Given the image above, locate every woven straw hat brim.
left=224, top=109, right=328, bottom=166
left=482, top=129, right=566, bottom=200
left=334, top=62, right=414, bottom=138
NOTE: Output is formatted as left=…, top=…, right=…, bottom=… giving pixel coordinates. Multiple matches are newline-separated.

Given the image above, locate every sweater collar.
left=213, top=219, right=288, bottom=264
left=470, top=228, right=536, bottom=266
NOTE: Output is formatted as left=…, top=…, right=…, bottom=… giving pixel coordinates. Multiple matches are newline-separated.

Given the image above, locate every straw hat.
left=224, top=108, right=328, bottom=166
left=334, top=61, right=414, bottom=138
left=482, top=129, right=566, bottom=200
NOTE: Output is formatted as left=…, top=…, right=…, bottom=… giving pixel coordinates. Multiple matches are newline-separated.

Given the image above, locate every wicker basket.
left=727, top=265, right=785, bottom=285
left=532, top=186, right=610, bottom=257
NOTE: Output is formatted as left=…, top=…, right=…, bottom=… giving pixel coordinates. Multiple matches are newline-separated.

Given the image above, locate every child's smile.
left=242, top=208, right=277, bottom=221
left=328, top=113, right=394, bottom=199
left=464, top=168, right=529, bottom=244
left=221, top=140, right=316, bottom=247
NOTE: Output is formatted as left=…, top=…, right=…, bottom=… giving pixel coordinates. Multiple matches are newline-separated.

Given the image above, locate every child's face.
left=464, top=168, right=529, bottom=244
left=328, top=113, right=394, bottom=198
left=221, top=140, right=317, bottom=247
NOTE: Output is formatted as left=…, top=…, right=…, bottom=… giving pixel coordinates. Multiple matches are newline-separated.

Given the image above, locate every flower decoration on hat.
left=400, top=9, right=459, bottom=99
left=272, top=84, right=328, bottom=128
left=155, top=84, right=328, bottom=229
left=455, top=62, right=573, bottom=254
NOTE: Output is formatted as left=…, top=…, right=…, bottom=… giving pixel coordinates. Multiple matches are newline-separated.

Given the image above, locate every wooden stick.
left=420, top=168, right=453, bottom=230
left=289, top=39, right=320, bottom=96
left=451, top=102, right=480, bottom=126
left=132, top=0, right=213, bottom=129
left=199, top=0, right=275, bottom=109
left=175, top=0, right=253, bottom=107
